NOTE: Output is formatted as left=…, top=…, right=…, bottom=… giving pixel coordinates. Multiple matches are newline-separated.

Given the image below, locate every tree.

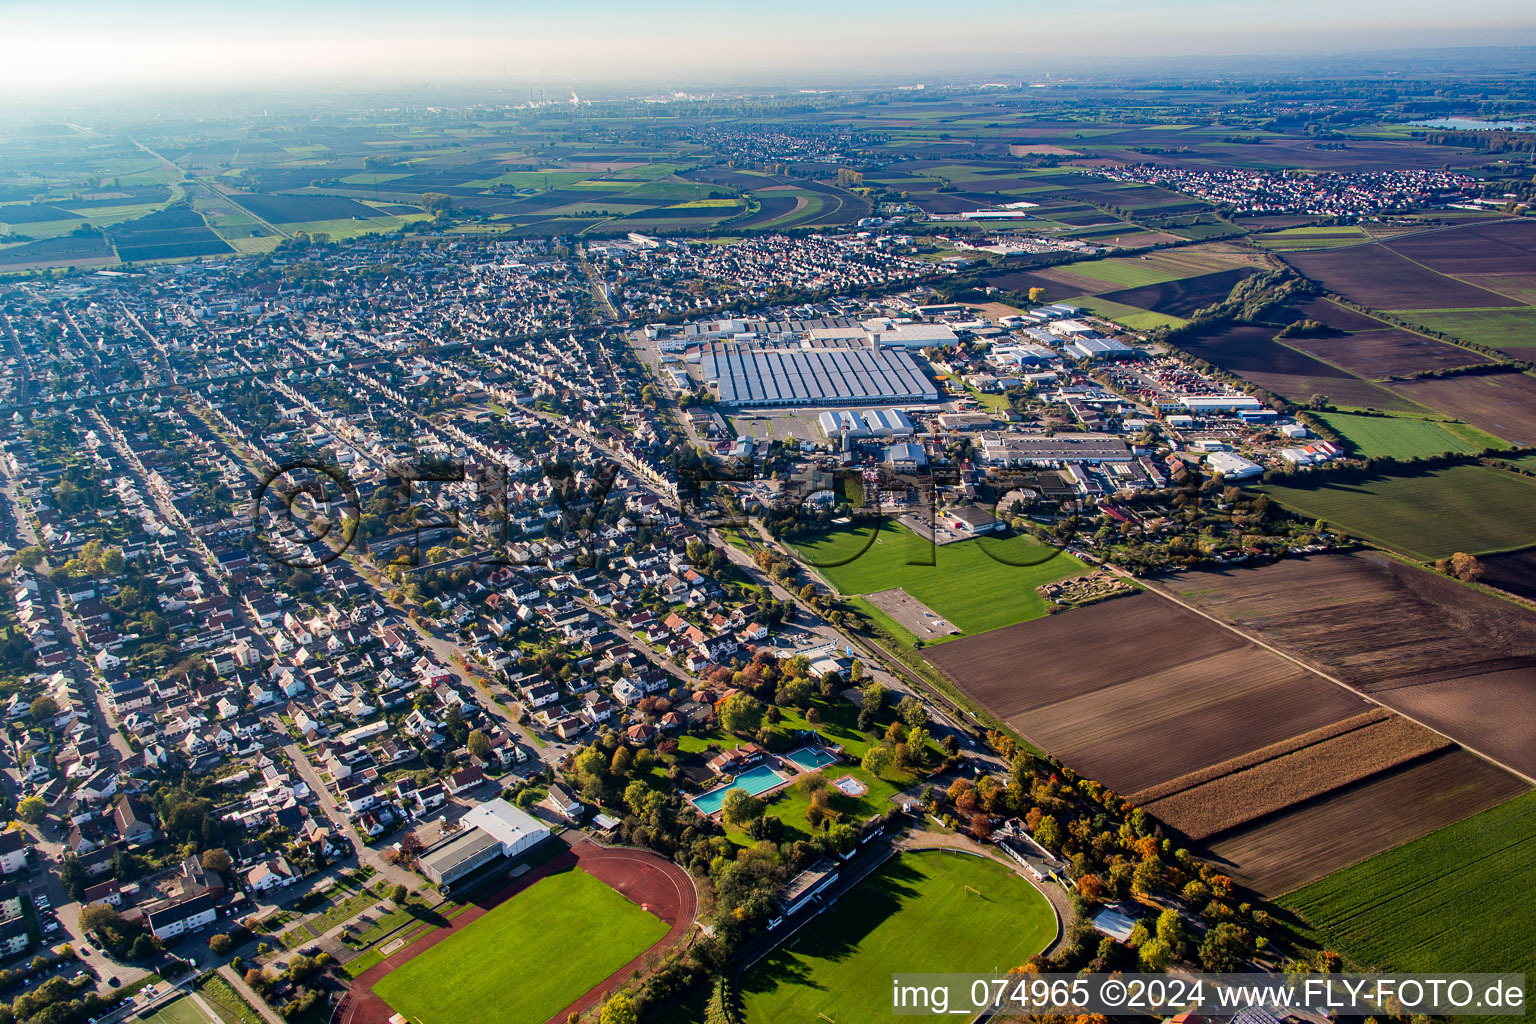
left=1198, top=922, right=1254, bottom=972
left=1028, top=287, right=1047, bottom=303
left=1076, top=874, right=1107, bottom=903
left=209, top=934, right=234, bottom=955
left=391, top=884, right=409, bottom=905
left=718, top=692, right=764, bottom=735
left=610, top=746, right=634, bottom=777
left=397, top=831, right=424, bottom=869
left=1032, top=814, right=1062, bottom=850
left=721, top=787, right=763, bottom=826
left=896, top=695, right=927, bottom=730
left=600, top=992, right=638, bottom=1024
left=59, top=855, right=88, bottom=900
left=860, top=743, right=894, bottom=777
left=1450, top=551, right=1485, bottom=583
left=467, top=729, right=490, bottom=758
left=15, top=545, right=44, bottom=569
left=201, top=848, right=232, bottom=872
left=17, top=795, right=46, bottom=823
left=1139, top=936, right=1172, bottom=971
left=1155, top=908, right=1186, bottom=949
left=80, top=903, right=123, bottom=937
left=29, top=695, right=58, bottom=721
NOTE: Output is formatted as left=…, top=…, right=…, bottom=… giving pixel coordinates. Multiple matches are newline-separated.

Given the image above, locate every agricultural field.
left=925, top=591, right=1370, bottom=795
left=1479, top=547, right=1536, bottom=601
left=1281, top=792, right=1536, bottom=974
left=1207, top=748, right=1526, bottom=896
left=1388, top=306, right=1536, bottom=354
left=924, top=585, right=1529, bottom=894
left=1284, top=328, right=1485, bottom=380
left=1135, top=711, right=1447, bottom=840
left=107, top=206, right=232, bottom=262
left=790, top=519, right=1085, bottom=640
left=1312, top=411, right=1505, bottom=459
left=1283, top=241, right=1526, bottom=310
left=1060, top=295, right=1188, bottom=331
left=1169, top=322, right=1416, bottom=410
left=1382, top=371, right=1536, bottom=445
left=1164, top=553, right=1536, bottom=777
left=1253, top=225, right=1371, bottom=250
left=1096, top=266, right=1259, bottom=318
left=1257, top=463, right=1536, bottom=559
left=372, top=867, right=667, bottom=1024
left=740, top=850, right=1056, bottom=1024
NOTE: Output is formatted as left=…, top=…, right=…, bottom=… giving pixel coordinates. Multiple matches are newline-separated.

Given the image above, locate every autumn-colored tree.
left=1076, top=873, right=1107, bottom=903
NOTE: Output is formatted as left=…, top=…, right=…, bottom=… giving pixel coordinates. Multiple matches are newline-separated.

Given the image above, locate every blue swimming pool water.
left=691, top=764, right=787, bottom=814
left=784, top=746, right=838, bottom=771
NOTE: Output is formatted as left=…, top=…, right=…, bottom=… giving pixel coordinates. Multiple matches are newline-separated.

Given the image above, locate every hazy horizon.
left=4, top=0, right=1536, bottom=101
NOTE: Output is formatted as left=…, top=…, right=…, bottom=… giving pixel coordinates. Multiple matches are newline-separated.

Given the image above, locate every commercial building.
left=978, top=432, right=1134, bottom=466
left=702, top=342, right=939, bottom=408
left=418, top=798, right=552, bottom=891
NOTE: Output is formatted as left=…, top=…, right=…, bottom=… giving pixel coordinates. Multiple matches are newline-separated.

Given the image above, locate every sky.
left=4, top=0, right=1536, bottom=96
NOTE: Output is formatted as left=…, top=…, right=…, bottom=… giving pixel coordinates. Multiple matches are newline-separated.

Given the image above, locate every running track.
left=340, top=837, right=697, bottom=1024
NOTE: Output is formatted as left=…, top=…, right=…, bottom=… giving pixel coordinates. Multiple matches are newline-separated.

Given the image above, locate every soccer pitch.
left=793, top=520, right=1084, bottom=639
left=740, top=850, right=1057, bottom=1024
left=373, top=867, right=667, bottom=1024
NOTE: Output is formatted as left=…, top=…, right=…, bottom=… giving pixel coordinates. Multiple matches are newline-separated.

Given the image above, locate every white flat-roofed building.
left=419, top=798, right=552, bottom=890
left=978, top=432, right=1134, bottom=466
left=864, top=322, right=960, bottom=348
left=1205, top=451, right=1264, bottom=480
left=461, top=798, right=552, bottom=858
left=1178, top=395, right=1265, bottom=413
left=817, top=407, right=916, bottom=439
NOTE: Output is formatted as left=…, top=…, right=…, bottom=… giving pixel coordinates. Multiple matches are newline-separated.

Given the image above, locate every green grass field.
left=1282, top=792, right=1536, bottom=976
left=740, top=850, right=1056, bottom=1024
left=1057, top=256, right=1190, bottom=288
left=792, top=520, right=1084, bottom=639
left=1314, top=412, right=1507, bottom=459
left=1254, top=226, right=1370, bottom=250
left=136, top=996, right=216, bottom=1024
left=372, top=867, right=667, bottom=1024
left=1258, top=463, right=1536, bottom=559
left=1065, top=294, right=1189, bottom=331
left=1388, top=307, right=1536, bottom=351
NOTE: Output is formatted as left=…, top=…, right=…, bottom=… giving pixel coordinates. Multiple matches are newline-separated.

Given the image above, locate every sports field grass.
left=740, top=850, right=1056, bottom=1024
left=372, top=867, right=667, bottom=1024
left=1314, top=411, right=1507, bottom=459
left=792, top=520, right=1084, bottom=639
left=1281, top=792, right=1536, bottom=976
left=1388, top=306, right=1536, bottom=351
left=1257, top=463, right=1536, bottom=560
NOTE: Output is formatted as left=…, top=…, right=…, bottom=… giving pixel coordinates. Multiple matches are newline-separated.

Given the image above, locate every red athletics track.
left=339, top=837, right=697, bottom=1024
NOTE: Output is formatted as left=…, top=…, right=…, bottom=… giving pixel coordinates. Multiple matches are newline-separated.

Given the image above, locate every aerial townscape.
left=0, top=7, right=1533, bottom=1024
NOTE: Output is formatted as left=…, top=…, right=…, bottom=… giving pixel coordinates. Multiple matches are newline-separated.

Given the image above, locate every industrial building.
left=863, top=321, right=960, bottom=348
left=418, top=798, right=552, bottom=891
left=702, top=342, right=939, bottom=408
left=978, top=432, right=1134, bottom=466
left=1205, top=451, right=1264, bottom=480
left=817, top=407, right=916, bottom=439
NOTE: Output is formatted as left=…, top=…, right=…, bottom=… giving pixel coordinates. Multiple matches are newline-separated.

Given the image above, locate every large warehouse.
left=702, top=342, right=940, bottom=408
left=418, top=798, right=552, bottom=891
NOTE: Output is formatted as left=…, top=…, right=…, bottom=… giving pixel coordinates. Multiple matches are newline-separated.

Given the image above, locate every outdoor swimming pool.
left=690, top=765, right=788, bottom=815
left=784, top=746, right=840, bottom=772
